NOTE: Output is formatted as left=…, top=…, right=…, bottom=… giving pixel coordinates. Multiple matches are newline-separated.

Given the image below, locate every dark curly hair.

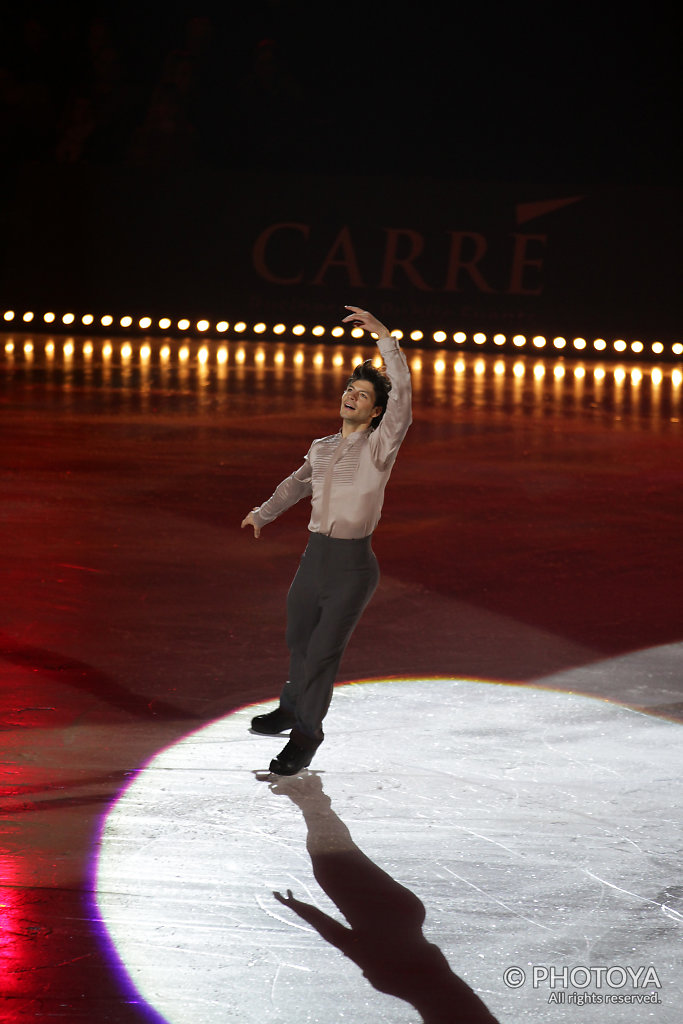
left=347, top=359, right=392, bottom=429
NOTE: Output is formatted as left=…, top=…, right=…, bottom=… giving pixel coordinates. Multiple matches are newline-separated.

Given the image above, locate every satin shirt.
left=253, top=335, right=412, bottom=539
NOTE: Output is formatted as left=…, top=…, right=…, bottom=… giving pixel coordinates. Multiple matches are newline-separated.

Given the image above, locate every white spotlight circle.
left=96, top=678, right=682, bottom=1024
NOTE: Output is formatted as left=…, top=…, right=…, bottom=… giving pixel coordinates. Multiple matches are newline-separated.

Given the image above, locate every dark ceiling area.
left=1, top=2, right=679, bottom=184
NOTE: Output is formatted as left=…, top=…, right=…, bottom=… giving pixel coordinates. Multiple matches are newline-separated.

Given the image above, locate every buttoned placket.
left=319, top=435, right=357, bottom=533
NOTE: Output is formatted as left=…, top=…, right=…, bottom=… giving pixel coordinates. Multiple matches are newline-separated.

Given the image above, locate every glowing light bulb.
left=350, top=327, right=363, bottom=339
left=293, top=324, right=306, bottom=336
left=614, top=339, right=627, bottom=352
left=312, top=326, right=325, bottom=337
left=453, top=332, right=466, bottom=344
left=553, top=337, right=567, bottom=349
left=82, top=314, right=94, bottom=326
left=253, top=323, right=266, bottom=334
left=631, top=341, right=644, bottom=354
left=234, top=322, right=247, bottom=333
left=216, top=321, right=229, bottom=333
left=120, top=316, right=133, bottom=328
left=532, top=336, right=546, bottom=348
left=433, top=331, right=447, bottom=343
left=177, top=319, right=190, bottom=331
left=473, top=333, right=486, bottom=345
left=101, top=315, right=113, bottom=327
left=3, top=310, right=15, bottom=321
left=22, top=312, right=34, bottom=323
left=63, top=313, right=75, bottom=325
left=44, top=312, right=56, bottom=323
left=410, top=330, right=424, bottom=342
left=139, top=317, right=152, bottom=330
left=651, top=342, right=664, bottom=355
left=512, top=335, right=526, bottom=347
left=159, top=318, right=172, bottom=330
left=593, top=338, right=607, bottom=351
left=273, top=324, right=286, bottom=335
left=573, top=338, right=587, bottom=350
left=493, top=334, right=506, bottom=346
left=331, top=327, right=345, bottom=338
left=391, top=330, right=403, bottom=340
left=196, top=320, right=210, bottom=332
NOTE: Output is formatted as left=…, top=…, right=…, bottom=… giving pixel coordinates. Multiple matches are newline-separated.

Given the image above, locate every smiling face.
left=340, top=380, right=381, bottom=433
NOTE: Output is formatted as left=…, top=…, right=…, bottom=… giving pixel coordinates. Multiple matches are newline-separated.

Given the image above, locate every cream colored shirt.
left=253, top=335, right=412, bottom=539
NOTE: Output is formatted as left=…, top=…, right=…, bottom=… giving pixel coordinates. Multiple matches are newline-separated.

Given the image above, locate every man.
left=241, top=306, right=412, bottom=775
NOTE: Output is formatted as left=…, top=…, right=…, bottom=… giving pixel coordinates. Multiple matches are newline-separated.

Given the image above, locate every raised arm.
left=342, top=306, right=412, bottom=466
left=341, top=306, right=392, bottom=342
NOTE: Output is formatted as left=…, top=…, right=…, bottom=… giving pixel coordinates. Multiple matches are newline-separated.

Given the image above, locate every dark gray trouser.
left=280, top=532, right=380, bottom=747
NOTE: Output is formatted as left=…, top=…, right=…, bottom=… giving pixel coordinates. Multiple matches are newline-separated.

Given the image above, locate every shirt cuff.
left=376, top=334, right=400, bottom=357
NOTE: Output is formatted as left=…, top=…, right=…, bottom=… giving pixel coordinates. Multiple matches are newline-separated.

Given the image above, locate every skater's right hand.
left=241, top=509, right=261, bottom=538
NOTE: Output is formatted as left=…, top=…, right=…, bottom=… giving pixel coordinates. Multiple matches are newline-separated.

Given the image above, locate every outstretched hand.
left=273, top=887, right=296, bottom=907
left=241, top=509, right=261, bottom=538
left=342, top=306, right=390, bottom=339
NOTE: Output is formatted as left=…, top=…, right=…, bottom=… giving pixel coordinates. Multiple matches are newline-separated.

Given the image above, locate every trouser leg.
left=280, top=535, right=379, bottom=746
left=295, top=564, right=378, bottom=742
left=279, top=544, right=321, bottom=716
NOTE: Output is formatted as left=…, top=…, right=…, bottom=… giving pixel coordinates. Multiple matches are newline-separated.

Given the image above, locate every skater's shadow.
left=266, top=773, right=499, bottom=1024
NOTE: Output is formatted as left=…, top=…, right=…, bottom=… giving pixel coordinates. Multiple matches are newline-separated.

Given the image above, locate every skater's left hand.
left=342, top=306, right=391, bottom=339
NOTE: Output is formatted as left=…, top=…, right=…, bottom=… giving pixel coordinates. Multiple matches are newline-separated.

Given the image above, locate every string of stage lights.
left=1, top=309, right=682, bottom=362
left=2, top=333, right=679, bottom=401
left=2, top=342, right=680, bottom=434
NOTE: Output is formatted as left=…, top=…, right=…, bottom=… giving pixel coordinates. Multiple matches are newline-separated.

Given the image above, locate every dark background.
left=1, top=1, right=679, bottom=182
left=0, top=2, right=680, bottom=335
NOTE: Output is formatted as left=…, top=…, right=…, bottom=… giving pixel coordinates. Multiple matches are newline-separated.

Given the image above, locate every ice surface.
left=96, top=678, right=682, bottom=1024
